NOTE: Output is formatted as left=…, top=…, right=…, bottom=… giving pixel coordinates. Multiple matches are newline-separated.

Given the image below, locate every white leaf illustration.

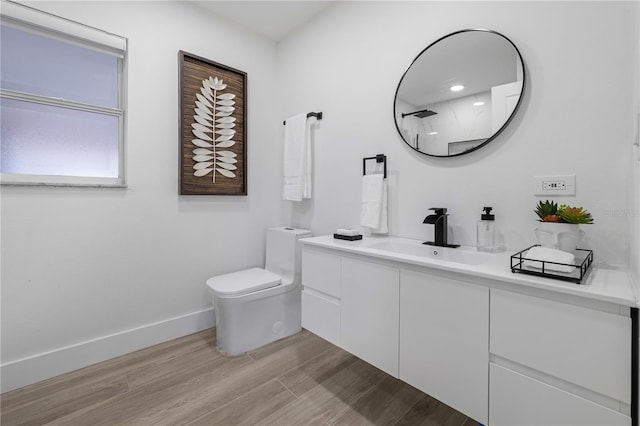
left=216, top=140, right=235, bottom=148
left=210, top=77, right=227, bottom=91
left=217, top=162, right=237, bottom=171
left=200, top=87, right=213, bottom=102
left=193, top=130, right=213, bottom=141
left=194, top=162, right=214, bottom=170
left=196, top=93, right=213, bottom=109
left=217, top=156, right=237, bottom=164
left=191, top=76, right=237, bottom=183
left=193, top=148, right=214, bottom=155
left=195, top=101, right=212, bottom=112
left=215, top=128, right=235, bottom=136
left=195, top=107, right=212, bottom=118
left=194, top=115, right=212, bottom=126
left=215, top=134, right=234, bottom=142
left=192, top=123, right=211, bottom=133
left=216, top=168, right=235, bottom=178
left=192, top=139, right=213, bottom=148
left=194, top=168, right=213, bottom=177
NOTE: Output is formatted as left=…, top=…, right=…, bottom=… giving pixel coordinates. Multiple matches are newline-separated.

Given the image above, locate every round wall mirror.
left=394, top=29, right=525, bottom=157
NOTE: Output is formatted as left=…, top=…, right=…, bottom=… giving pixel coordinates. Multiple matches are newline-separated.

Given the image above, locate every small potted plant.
left=535, top=200, right=593, bottom=224
left=534, top=200, right=593, bottom=251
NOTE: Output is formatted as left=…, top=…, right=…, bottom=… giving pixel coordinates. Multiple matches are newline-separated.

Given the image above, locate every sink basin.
left=364, top=239, right=490, bottom=265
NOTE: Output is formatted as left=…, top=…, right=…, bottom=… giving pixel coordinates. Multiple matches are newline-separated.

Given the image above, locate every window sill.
left=1, top=173, right=127, bottom=188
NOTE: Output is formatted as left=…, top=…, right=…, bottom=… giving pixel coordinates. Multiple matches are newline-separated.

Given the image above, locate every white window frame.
left=0, top=0, right=127, bottom=187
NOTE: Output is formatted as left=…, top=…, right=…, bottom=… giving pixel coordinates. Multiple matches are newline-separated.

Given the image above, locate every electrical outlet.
left=542, top=181, right=566, bottom=190
left=534, top=175, right=575, bottom=196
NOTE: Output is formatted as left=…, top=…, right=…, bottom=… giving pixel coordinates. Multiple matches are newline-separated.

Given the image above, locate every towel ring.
left=363, top=154, right=387, bottom=178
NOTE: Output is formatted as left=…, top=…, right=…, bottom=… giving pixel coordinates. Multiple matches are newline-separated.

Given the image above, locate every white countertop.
left=300, top=235, right=638, bottom=307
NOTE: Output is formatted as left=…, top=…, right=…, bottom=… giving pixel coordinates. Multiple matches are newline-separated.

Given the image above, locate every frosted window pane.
left=1, top=98, right=119, bottom=178
left=1, top=25, right=118, bottom=108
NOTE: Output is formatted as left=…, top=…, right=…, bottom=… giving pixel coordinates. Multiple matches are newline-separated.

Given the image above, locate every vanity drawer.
left=302, top=248, right=341, bottom=298
left=489, top=363, right=630, bottom=426
left=490, top=288, right=631, bottom=403
left=301, top=289, right=340, bottom=346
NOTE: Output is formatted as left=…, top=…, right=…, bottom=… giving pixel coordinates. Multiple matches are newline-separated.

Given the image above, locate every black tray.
left=333, top=234, right=363, bottom=241
left=510, top=245, right=593, bottom=284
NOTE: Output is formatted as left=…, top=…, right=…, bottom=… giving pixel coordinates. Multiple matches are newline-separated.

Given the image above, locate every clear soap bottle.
left=477, top=207, right=497, bottom=253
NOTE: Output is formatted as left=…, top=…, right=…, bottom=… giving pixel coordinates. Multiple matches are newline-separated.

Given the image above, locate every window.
left=0, top=2, right=127, bottom=186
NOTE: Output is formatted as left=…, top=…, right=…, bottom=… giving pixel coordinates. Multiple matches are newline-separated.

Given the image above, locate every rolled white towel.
left=336, top=228, right=360, bottom=237
left=524, top=246, right=576, bottom=274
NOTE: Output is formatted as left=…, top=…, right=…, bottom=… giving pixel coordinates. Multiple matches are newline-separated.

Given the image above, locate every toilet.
left=206, top=227, right=312, bottom=355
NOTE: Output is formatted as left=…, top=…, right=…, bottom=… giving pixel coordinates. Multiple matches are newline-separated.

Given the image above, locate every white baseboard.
left=1, top=308, right=215, bottom=393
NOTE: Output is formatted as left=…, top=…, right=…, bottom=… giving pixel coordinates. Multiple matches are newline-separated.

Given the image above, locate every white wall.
left=1, top=1, right=286, bottom=391
left=279, top=1, right=637, bottom=266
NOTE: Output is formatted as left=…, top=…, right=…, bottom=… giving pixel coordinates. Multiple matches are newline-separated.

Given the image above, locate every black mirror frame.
left=393, top=29, right=526, bottom=158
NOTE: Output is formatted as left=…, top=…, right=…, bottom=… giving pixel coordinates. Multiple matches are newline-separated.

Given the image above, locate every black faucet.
left=422, top=208, right=460, bottom=248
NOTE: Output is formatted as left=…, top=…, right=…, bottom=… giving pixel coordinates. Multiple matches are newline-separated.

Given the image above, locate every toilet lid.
left=206, top=268, right=282, bottom=296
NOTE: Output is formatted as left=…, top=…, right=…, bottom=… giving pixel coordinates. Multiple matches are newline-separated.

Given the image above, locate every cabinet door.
left=490, top=363, right=631, bottom=426
left=399, top=269, right=489, bottom=425
left=302, top=248, right=341, bottom=297
left=301, top=247, right=341, bottom=345
left=301, top=290, right=340, bottom=346
left=341, top=257, right=399, bottom=377
left=491, top=288, right=631, bottom=403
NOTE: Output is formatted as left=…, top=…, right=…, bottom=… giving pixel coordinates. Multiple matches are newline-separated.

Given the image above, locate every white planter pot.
left=534, top=222, right=584, bottom=252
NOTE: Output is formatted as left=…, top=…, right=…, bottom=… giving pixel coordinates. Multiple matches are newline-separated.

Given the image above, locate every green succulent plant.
left=535, top=200, right=559, bottom=222
left=558, top=205, right=594, bottom=224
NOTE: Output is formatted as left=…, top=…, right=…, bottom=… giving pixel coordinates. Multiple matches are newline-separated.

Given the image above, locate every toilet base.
left=213, top=285, right=302, bottom=356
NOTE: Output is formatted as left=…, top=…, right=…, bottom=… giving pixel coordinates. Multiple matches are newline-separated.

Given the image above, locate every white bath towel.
left=360, top=174, right=388, bottom=234
left=524, top=246, right=576, bottom=273
left=282, top=113, right=312, bottom=201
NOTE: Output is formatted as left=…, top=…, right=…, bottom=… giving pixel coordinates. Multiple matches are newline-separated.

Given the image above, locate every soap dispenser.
left=477, top=207, right=497, bottom=253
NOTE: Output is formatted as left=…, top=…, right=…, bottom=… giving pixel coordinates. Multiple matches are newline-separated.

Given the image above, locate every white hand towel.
left=360, top=174, right=388, bottom=234
left=524, top=246, right=576, bottom=273
left=282, top=113, right=312, bottom=201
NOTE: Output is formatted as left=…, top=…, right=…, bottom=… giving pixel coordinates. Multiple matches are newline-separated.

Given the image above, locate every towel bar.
left=363, top=154, right=387, bottom=178
left=282, top=112, right=323, bottom=125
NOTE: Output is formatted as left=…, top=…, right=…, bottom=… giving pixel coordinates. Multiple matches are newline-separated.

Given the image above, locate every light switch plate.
left=534, top=175, right=576, bottom=196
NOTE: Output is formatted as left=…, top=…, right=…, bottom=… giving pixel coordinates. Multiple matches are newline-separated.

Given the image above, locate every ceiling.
left=189, top=1, right=335, bottom=42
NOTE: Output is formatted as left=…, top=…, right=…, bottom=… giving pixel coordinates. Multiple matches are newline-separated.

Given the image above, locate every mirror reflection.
left=394, top=29, right=525, bottom=157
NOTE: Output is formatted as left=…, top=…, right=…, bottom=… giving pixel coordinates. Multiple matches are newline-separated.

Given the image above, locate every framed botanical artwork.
left=179, top=51, right=247, bottom=195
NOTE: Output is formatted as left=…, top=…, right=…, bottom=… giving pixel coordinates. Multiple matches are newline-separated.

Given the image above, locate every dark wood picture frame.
left=179, top=51, right=247, bottom=195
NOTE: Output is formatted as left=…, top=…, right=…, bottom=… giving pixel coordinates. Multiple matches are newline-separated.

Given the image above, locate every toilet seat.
left=206, top=268, right=281, bottom=297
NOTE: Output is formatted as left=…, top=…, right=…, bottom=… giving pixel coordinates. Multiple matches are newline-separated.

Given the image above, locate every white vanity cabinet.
left=399, top=269, right=489, bottom=424
left=341, top=257, right=399, bottom=377
left=489, top=288, right=632, bottom=426
left=300, top=237, right=636, bottom=426
left=301, top=248, right=341, bottom=346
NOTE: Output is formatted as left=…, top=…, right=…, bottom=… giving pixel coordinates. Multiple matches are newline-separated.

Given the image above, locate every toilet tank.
left=265, top=227, right=312, bottom=282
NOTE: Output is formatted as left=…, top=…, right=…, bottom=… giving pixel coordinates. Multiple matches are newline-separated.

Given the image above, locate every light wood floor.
left=1, top=328, right=478, bottom=426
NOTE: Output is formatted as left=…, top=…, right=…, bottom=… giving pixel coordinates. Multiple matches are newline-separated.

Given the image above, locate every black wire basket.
left=510, top=245, right=594, bottom=284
